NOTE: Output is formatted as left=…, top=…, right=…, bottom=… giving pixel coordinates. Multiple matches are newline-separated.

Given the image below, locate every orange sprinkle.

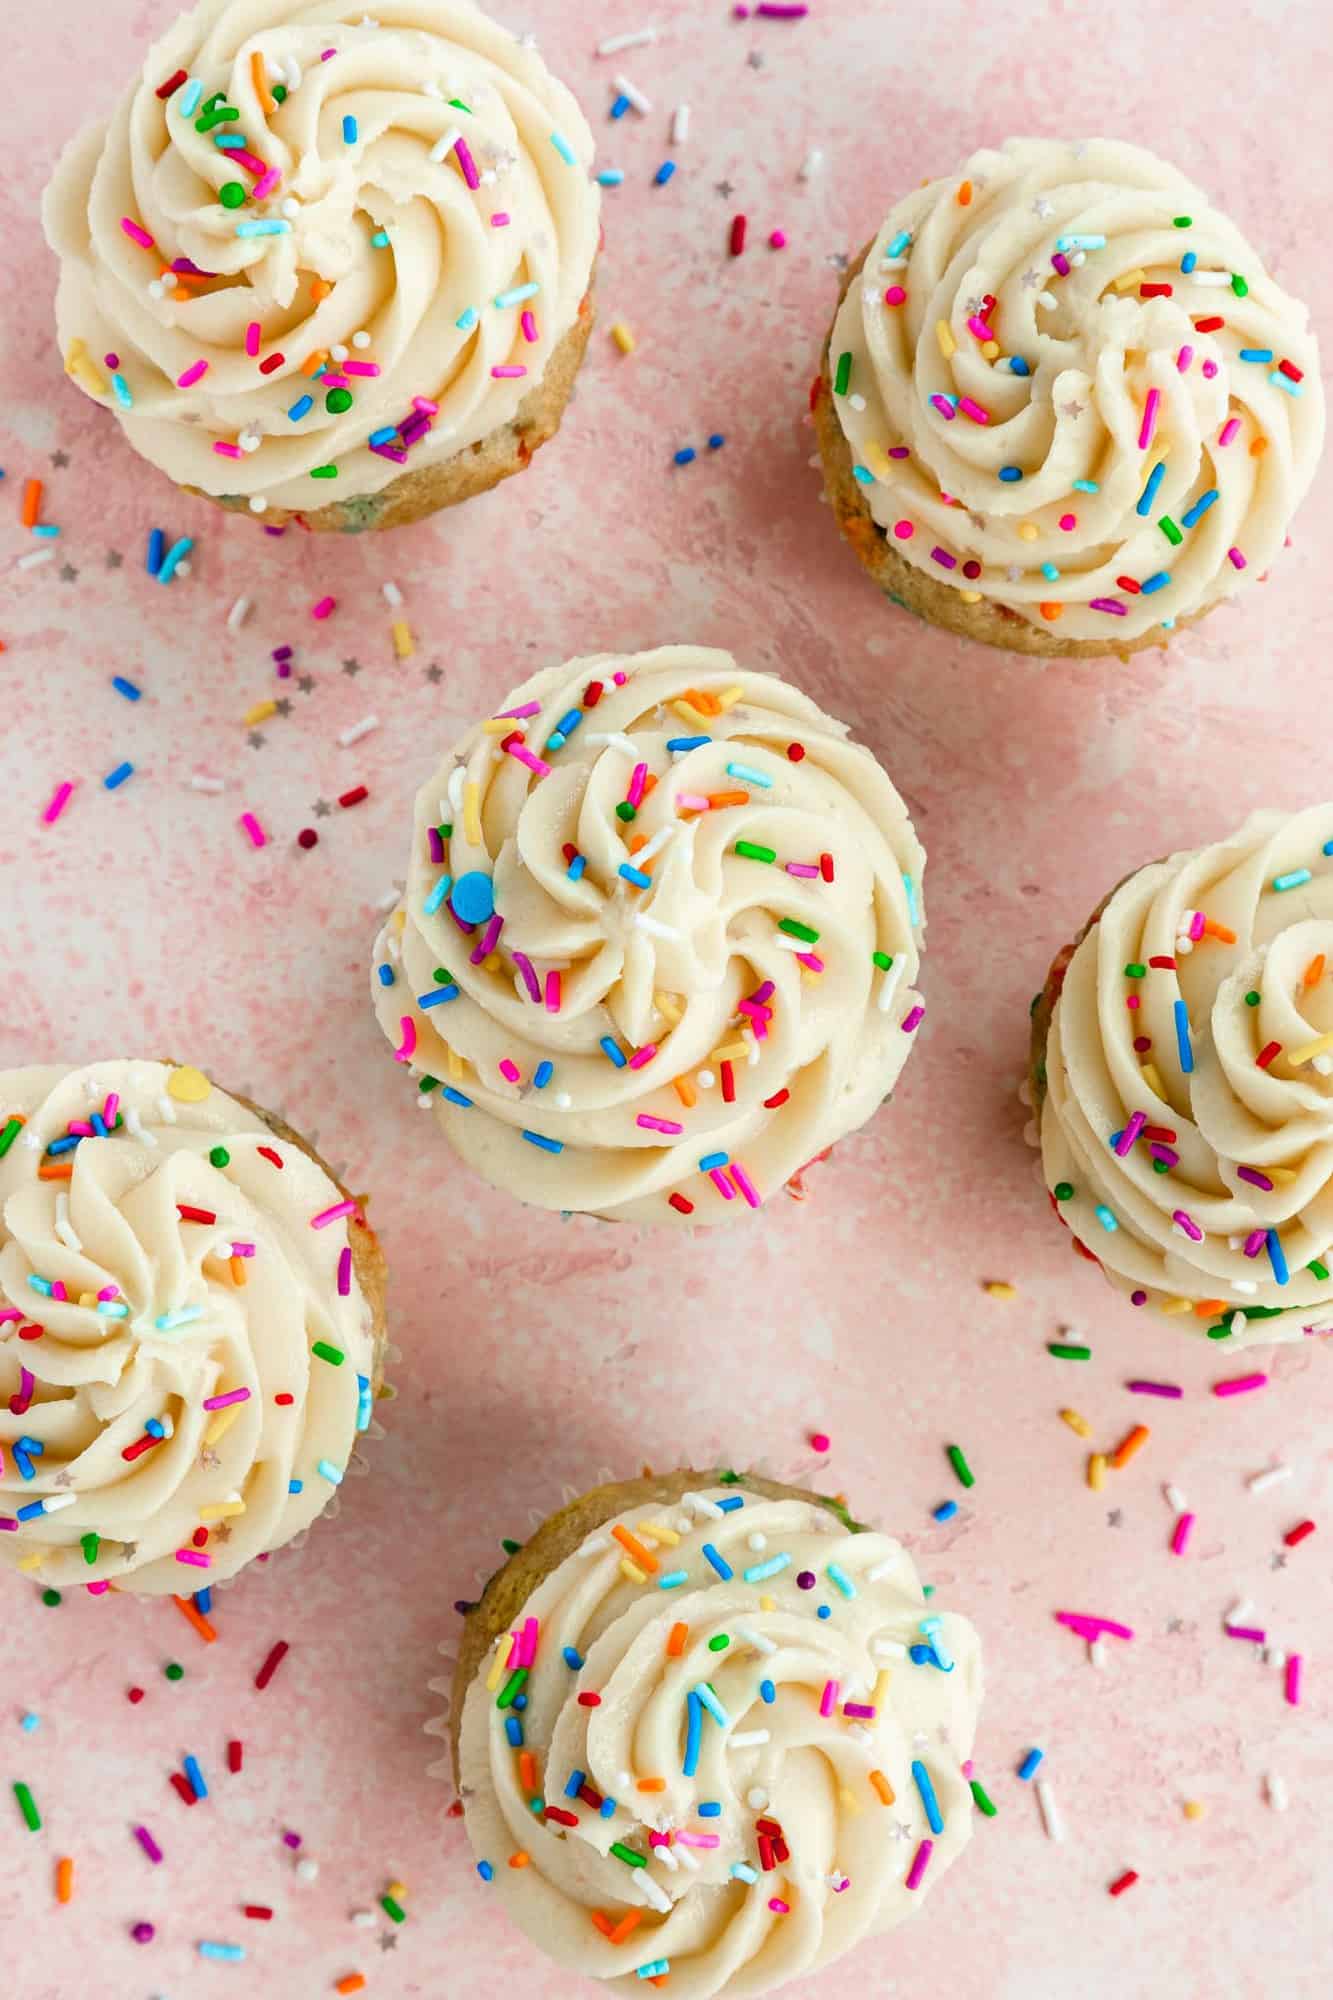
left=229, top=1255, right=247, bottom=1287
left=1192, top=1300, right=1227, bottom=1317
left=1304, top=954, right=1326, bottom=989
left=636, top=1777, right=667, bottom=1793
left=672, top=1075, right=697, bottom=1110
left=335, top=1979, right=366, bottom=1997
left=590, top=1911, right=614, bottom=1937
left=21, top=479, right=42, bottom=527
left=311, top=278, right=333, bottom=303
left=302, top=349, right=330, bottom=377
left=680, top=688, right=721, bottom=716
left=957, top=179, right=973, bottom=205
left=518, top=1751, right=537, bottom=1793
left=251, top=49, right=277, bottom=114
left=508, top=1852, right=531, bottom=1869
left=666, top=1621, right=688, bottom=1657
left=56, top=1856, right=75, bottom=1904
left=1202, top=921, right=1237, bottom=944
left=706, top=791, right=749, bottom=810
left=609, top=1911, right=643, bottom=1947
left=1110, top=1423, right=1150, bottom=1469
left=38, top=1162, right=73, bottom=1182
left=611, top=1524, right=659, bottom=1574
left=868, top=1770, right=895, bottom=1806
left=1249, top=436, right=1268, bottom=456
left=171, top=1594, right=218, bottom=1644
left=641, top=772, right=658, bottom=800
left=1039, top=601, right=1064, bottom=621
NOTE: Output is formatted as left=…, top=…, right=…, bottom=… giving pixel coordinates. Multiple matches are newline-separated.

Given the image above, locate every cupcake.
left=814, top=138, right=1323, bottom=658
left=371, top=645, right=926, bottom=1226
left=452, top=1468, right=983, bottom=1995
left=43, top=0, right=600, bottom=531
left=1031, top=806, right=1333, bottom=1343
left=0, top=1060, right=386, bottom=1594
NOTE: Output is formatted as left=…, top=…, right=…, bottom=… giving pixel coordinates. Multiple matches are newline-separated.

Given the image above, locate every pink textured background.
left=2, top=1, right=1330, bottom=1994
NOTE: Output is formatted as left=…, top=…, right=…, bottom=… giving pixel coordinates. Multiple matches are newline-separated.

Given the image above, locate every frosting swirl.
left=459, top=1482, right=982, bottom=1996
left=828, top=138, right=1323, bottom=644
left=371, top=646, right=926, bottom=1226
left=0, top=1061, right=379, bottom=1594
left=43, top=0, right=600, bottom=509
left=1039, top=807, right=1333, bottom=1341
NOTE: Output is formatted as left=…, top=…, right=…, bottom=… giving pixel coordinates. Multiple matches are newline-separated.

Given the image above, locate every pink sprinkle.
left=311, top=1199, right=357, bottom=1230
left=239, top=812, right=267, bottom=849
left=905, top=1839, right=933, bottom=1891
left=213, top=441, right=244, bottom=459
left=627, top=1044, right=658, bottom=1071
left=676, top=1832, right=721, bottom=1849
left=1090, top=598, right=1128, bottom=616
left=343, top=361, right=381, bottom=378
left=767, top=1896, right=790, bottom=1912
left=819, top=1679, right=839, bottom=1718
left=1218, top=416, right=1241, bottom=446
left=1225, top=1624, right=1266, bottom=1643
left=1176, top=344, right=1194, bottom=373
left=520, top=310, right=539, bottom=343
left=202, top=1387, right=252, bottom=1412
left=884, top=285, right=906, bottom=307
left=311, top=596, right=336, bottom=620
left=1114, top=1110, right=1147, bottom=1158
left=1170, top=1511, right=1195, bottom=1556
left=678, top=793, right=711, bottom=811
left=1202, top=359, right=1218, bottom=379
left=785, top=861, right=821, bottom=878
left=1127, top=1380, right=1183, bottom=1399
left=492, top=365, right=527, bottom=378
left=795, top=951, right=824, bottom=972
left=1138, top=386, right=1161, bottom=451
left=545, top=970, right=561, bottom=1014
left=1227, top=547, right=1247, bottom=570
left=337, top=1246, right=351, bottom=1297
left=134, top=1825, right=164, bottom=1865
left=245, top=322, right=261, bottom=358
left=499, top=1059, right=522, bottom=1085
left=729, top=1161, right=762, bottom=1208
left=1058, top=513, right=1076, bottom=531
left=252, top=168, right=281, bottom=200
left=490, top=213, right=510, bottom=229
left=967, top=315, right=993, bottom=341
left=233, top=150, right=268, bottom=177
left=86, top=1580, right=110, bottom=1595
left=175, top=1549, right=211, bottom=1568
left=505, top=741, right=550, bottom=777
left=637, top=1114, right=684, bottom=1135
left=901, top=1004, right=925, bottom=1034
left=511, top=952, right=541, bottom=1003
left=957, top=397, right=990, bottom=425
left=929, top=394, right=957, bottom=422
left=769, top=228, right=787, bottom=249
left=893, top=520, right=914, bottom=540
left=42, top=781, right=74, bottom=825
left=230, top=1244, right=255, bottom=1258
left=321, top=375, right=350, bottom=389
left=709, top=1169, right=736, bottom=1201
left=1055, top=1612, right=1134, bottom=1642
left=1213, top=1372, right=1268, bottom=1397
left=177, top=359, right=209, bottom=389
left=453, top=136, right=480, bottom=188
left=628, top=761, right=648, bottom=808
left=737, top=997, right=771, bottom=1022
left=394, top=1016, right=416, bottom=1064
left=120, top=217, right=155, bottom=248
left=1285, top=1653, right=1303, bottom=1706
left=413, top=397, right=439, bottom=415
left=498, top=701, right=542, bottom=719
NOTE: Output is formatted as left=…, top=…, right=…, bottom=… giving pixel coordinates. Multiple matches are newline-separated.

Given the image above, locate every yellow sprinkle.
left=463, top=781, right=481, bottom=846
left=446, top=1044, right=465, bottom=1082
left=838, top=1786, right=864, bottom=1815
left=716, top=686, right=745, bottom=711
left=983, top=1281, right=1018, bottom=1301
left=66, top=340, right=109, bottom=396
left=392, top=620, right=415, bottom=659
left=204, top=1404, right=242, bottom=1448
left=670, top=698, right=712, bottom=726
left=244, top=700, right=278, bottom=726
left=1266, top=1166, right=1298, bottom=1183
left=1113, top=268, right=1146, bottom=293
left=1087, top=1452, right=1107, bottom=1491
left=387, top=1880, right=409, bottom=1901
left=1139, top=1061, right=1164, bottom=1098
left=935, top=318, right=957, bottom=359
left=391, top=906, right=406, bottom=933
left=711, top=1041, right=749, bottom=1064
left=619, top=1559, right=647, bottom=1585
left=1182, top=1800, right=1206, bottom=1821
left=486, top=1642, right=507, bottom=1693
left=481, top=718, right=514, bottom=734
left=18, top=1553, right=44, bottom=1574
left=610, top=320, right=636, bottom=354
left=1160, top=1296, right=1194, bottom=1316
left=759, top=1595, right=777, bottom=1614
left=873, top=1670, right=892, bottom=1708
left=167, top=1064, right=212, bottom=1104
left=637, top=1521, right=681, bottom=1548
left=198, top=1500, right=247, bottom=1522
left=1286, top=1031, right=1333, bottom=1067
left=654, top=990, right=683, bottom=1027
left=1018, top=523, right=1039, bottom=542
left=481, top=953, right=503, bottom=974
left=1060, top=1408, right=1092, bottom=1439
left=959, top=589, right=982, bottom=603
left=981, top=339, right=1000, bottom=360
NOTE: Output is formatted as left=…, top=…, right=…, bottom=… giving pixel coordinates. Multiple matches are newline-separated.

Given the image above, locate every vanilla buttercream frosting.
left=371, top=646, right=926, bottom=1226
left=828, top=138, right=1323, bottom=643
left=459, top=1483, right=982, bottom=1996
left=43, top=0, right=600, bottom=509
left=1040, top=806, right=1333, bottom=1342
left=0, top=1061, right=377, bottom=1594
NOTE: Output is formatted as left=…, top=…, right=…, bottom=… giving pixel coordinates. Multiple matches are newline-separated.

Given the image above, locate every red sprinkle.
left=1194, top=315, right=1225, bottom=333
left=1116, top=576, right=1142, bottom=594
left=122, top=1435, right=161, bottom=1463
left=1140, top=283, right=1173, bottom=298
left=729, top=213, right=748, bottom=256
left=1109, top=1870, right=1139, bottom=1897
left=257, top=1146, right=284, bottom=1169
left=244, top=1905, right=273, bottom=1921
left=1279, top=359, right=1304, bottom=382
left=258, top=354, right=285, bottom=375
left=1256, top=1042, right=1282, bottom=1070
left=786, top=743, right=805, bottom=762
left=274, top=1392, right=295, bottom=1406
left=170, top=1773, right=198, bottom=1807
left=667, top=1193, right=694, bottom=1215
left=819, top=852, right=834, bottom=882
left=255, top=1640, right=289, bottom=1691
left=576, top=1691, right=602, bottom=1708
left=176, top=1204, right=217, bottom=1225
left=720, top=1061, right=736, bottom=1104
left=338, top=786, right=368, bottom=809
left=1147, top=955, right=1176, bottom=970
left=228, top=1740, right=244, bottom=1773
left=1284, top=1520, right=1316, bottom=1548
left=128, top=1687, right=145, bottom=1705
left=544, top=1806, right=579, bottom=1827
left=155, top=68, right=188, bottom=98
left=298, top=829, right=318, bottom=849
left=763, top=1088, right=790, bottom=1109
left=583, top=680, right=603, bottom=708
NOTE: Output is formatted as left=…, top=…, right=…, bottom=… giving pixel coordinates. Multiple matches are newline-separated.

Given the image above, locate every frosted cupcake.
left=43, top=0, right=600, bottom=530
left=371, top=646, right=926, bottom=1226
left=815, top=138, right=1323, bottom=657
left=0, top=1061, right=386, bottom=1595
left=452, top=1468, right=983, bottom=1996
left=1031, top=806, right=1333, bottom=1344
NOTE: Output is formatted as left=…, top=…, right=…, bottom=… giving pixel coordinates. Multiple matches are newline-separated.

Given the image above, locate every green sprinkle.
left=922, top=1583, right=935, bottom=1598
left=0, top=1116, right=22, bottom=1158
left=437, top=822, right=453, bottom=841
left=208, top=1145, right=230, bottom=1168
left=81, top=1533, right=100, bottom=1566
left=272, top=83, right=288, bottom=103
left=1244, top=991, right=1261, bottom=1007
left=165, top=1662, right=184, bottom=1681
left=496, top=1668, right=528, bottom=1711
left=735, top=841, right=777, bottom=864
left=1308, top=1259, right=1330, bottom=1282
left=12, top=1783, right=40, bottom=1833
left=325, top=388, right=353, bottom=414
left=717, top=1469, right=742, bottom=1485
left=969, top=1778, right=998, bottom=1817
left=611, top=1842, right=647, bottom=1869
left=1206, top=1323, right=1232, bottom=1340
left=381, top=1895, right=407, bottom=1924
left=1047, top=1342, right=1091, bottom=1360
left=707, top=1634, right=730, bottom=1652
left=1123, top=962, right=1146, bottom=979
left=778, top=918, right=819, bottom=944
left=872, top=950, right=894, bottom=972
left=501, top=1537, right=522, bottom=1555
left=1158, top=515, right=1183, bottom=547
left=311, top=1341, right=344, bottom=1366
left=1172, top=215, right=1193, bottom=228
left=1152, top=1158, right=1171, bottom=1175
left=1230, top=272, right=1249, bottom=297
left=833, top=350, right=852, bottom=396
left=615, top=802, right=636, bottom=823
left=41, top=1589, right=61, bottom=1608
left=1054, top=1182, right=1074, bottom=1201
left=310, top=465, right=338, bottom=479
left=219, top=182, right=247, bottom=209
left=418, top=1075, right=440, bottom=1093
left=448, top=97, right=473, bottom=113
left=946, top=1444, right=974, bottom=1489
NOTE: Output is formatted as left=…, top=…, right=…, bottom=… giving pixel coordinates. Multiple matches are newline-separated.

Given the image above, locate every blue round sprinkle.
left=998, top=466, right=1023, bottom=482
left=512, top=1692, right=528, bottom=1711
left=816, top=1604, right=832, bottom=1620
left=708, top=433, right=725, bottom=449
left=478, top=1860, right=494, bottom=1881
left=452, top=870, right=495, bottom=926
left=674, top=447, right=697, bottom=466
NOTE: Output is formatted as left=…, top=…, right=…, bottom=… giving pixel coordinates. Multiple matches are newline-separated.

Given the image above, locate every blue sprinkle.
left=555, top=709, right=583, bottom=739
left=317, top=1459, right=343, bottom=1486
left=597, top=168, right=625, bottom=186
left=666, top=735, right=710, bottom=752
left=695, top=1683, right=730, bottom=1727
left=743, top=1553, right=791, bottom=1583
left=599, top=1797, right=617, bottom=1819
left=236, top=218, right=291, bottom=237
left=1270, top=371, right=1303, bottom=398
left=20, top=1713, right=39, bottom=1733
left=1041, top=563, right=1060, bottom=582
left=146, top=527, right=165, bottom=576
left=716, top=1496, right=744, bottom=1512
left=562, top=1646, right=584, bottom=1670
left=184, top=1754, right=208, bottom=1799
left=618, top=862, right=652, bottom=889
left=674, top=446, right=696, bottom=465
left=657, top=1569, right=689, bottom=1589
left=701, top=1542, right=733, bottom=1580
left=46, top=1135, right=80, bottom=1156
left=551, top=130, right=577, bottom=165
left=417, top=985, right=459, bottom=1009
left=654, top=160, right=676, bottom=185
left=477, top=1860, right=494, bottom=1881
left=145, top=1420, right=166, bottom=1439
left=683, top=1691, right=702, bottom=1777
left=371, top=229, right=390, bottom=247
left=423, top=874, right=453, bottom=915
left=1273, top=868, right=1312, bottom=892
left=610, top=95, right=630, bottom=117
left=16, top=1499, right=45, bottom=1521
left=288, top=1478, right=304, bottom=1494
left=932, top=1500, right=958, bottom=1522
left=214, top=134, right=247, bottom=150
left=521, top=1130, right=563, bottom=1154
left=28, top=1275, right=53, bottom=1295
left=495, top=282, right=540, bottom=310
left=566, top=854, right=586, bottom=881
left=368, top=425, right=399, bottom=446
left=442, top=1087, right=473, bottom=1108
left=826, top=1562, right=856, bottom=1599
left=1017, top=1747, right=1044, bottom=1780
left=1072, top=478, right=1099, bottom=493
left=759, top=1679, right=776, bottom=1704
left=1095, top=1203, right=1119, bottom=1232
left=699, top=1150, right=729, bottom=1172
left=600, top=1036, right=627, bottom=1068
left=32, top=524, right=60, bottom=538
left=456, top=305, right=479, bottom=331
left=911, top=1759, right=944, bottom=1834
left=816, top=1604, right=832, bottom=1620
left=1180, top=488, right=1219, bottom=529
left=343, top=114, right=358, bottom=144
left=12, top=1449, right=33, bottom=1482
left=198, top=1944, right=246, bottom=1964
left=504, top=1716, right=523, bottom=1747
left=726, top=761, right=771, bottom=788
left=1180, top=250, right=1197, bottom=273
left=533, top=1061, right=554, bottom=1089
left=1141, top=571, right=1171, bottom=594
left=886, top=229, right=912, bottom=256
left=698, top=1801, right=722, bottom=1818
left=1238, top=348, right=1274, bottom=364
left=1008, top=355, right=1031, bottom=375
left=111, top=373, right=133, bottom=409
left=998, top=466, right=1023, bottom=482
left=103, top=762, right=134, bottom=791
left=156, top=536, right=193, bottom=585
left=1268, top=1230, right=1290, bottom=1286
left=112, top=676, right=141, bottom=701
left=1322, top=840, right=1333, bottom=857
left=1136, top=461, right=1167, bottom=517
left=564, top=1769, right=586, bottom=1799
left=376, top=963, right=395, bottom=986
left=852, top=465, right=875, bottom=485
left=1174, top=997, right=1194, bottom=1073
left=179, top=79, right=203, bottom=117
left=91, top=1113, right=108, bottom=1139
left=287, top=394, right=314, bottom=421
left=708, top=433, right=725, bottom=449
left=903, top=871, right=921, bottom=927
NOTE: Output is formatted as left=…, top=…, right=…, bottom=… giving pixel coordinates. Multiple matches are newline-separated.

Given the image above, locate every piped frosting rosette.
left=458, top=1484, right=981, bottom=1996
left=828, top=138, right=1323, bottom=644
left=371, top=647, right=926, bottom=1227
left=0, top=1062, right=378, bottom=1594
left=43, top=0, right=600, bottom=510
left=1040, top=807, right=1333, bottom=1342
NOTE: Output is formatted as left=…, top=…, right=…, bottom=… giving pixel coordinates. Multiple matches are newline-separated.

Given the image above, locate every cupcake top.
left=372, top=646, right=926, bottom=1226
left=43, top=0, right=600, bottom=513
left=0, top=1061, right=377, bottom=1594
left=828, top=137, right=1323, bottom=645
left=1040, top=806, right=1333, bottom=1341
left=459, top=1483, right=982, bottom=1995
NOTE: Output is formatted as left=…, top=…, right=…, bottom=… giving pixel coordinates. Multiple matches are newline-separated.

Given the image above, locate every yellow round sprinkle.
left=611, top=320, right=637, bottom=355
left=981, top=340, right=1000, bottom=360
left=1182, top=1800, right=1205, bottom=1821
left=960, top=590, right=982, bottom=604
left=1018, top=523, right=1039, bottom=542
left=983, top=1281, right=1018, bottom=1301
left=167, top=1065, right=212, bottom=1103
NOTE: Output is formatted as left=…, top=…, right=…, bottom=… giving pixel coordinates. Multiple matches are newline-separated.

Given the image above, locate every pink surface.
left=2, top=1, right=1330, bottom=1995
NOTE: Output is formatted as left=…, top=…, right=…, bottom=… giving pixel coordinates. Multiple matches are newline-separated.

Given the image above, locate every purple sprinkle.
left=134, top=1825, right=164, bottom=1865
left=888, top=445, right=910, bottom=459
left=1051, top=252, right=1071, bottom=277
left=1149, top=1144, right=1179, bottom=1168
left=1244, top=1228, right=1267, bottom=1258
left=283, top=1830, right=302, bottom=1850
left=337, top=1246, right=352, bottom=1299
left=470, top=913, right=504, bottom=966
left=930, top=547, right=957, bottom=570
left=901, top=1003, right=925, bottom=1033
left=454, top=136, right=480, bottom=190
left=132, top=1922, right=156, bottom=1944
left=399, top=412, right=432, bottom=446
left=511, top=950, right=542, bottom=1003
left=369, top=442, right=409, bottom=464
left=1090, top=598, right=1128, bottom=616
left=1126, top=1380, right=1184, bottom=1399
left=1236, top=1166, right=1274, bottom=1190
left=1172, top=1209, right=1203, bottom=1243
left=272, top=645, right=293, bottom=663
left=929, top=394, right=957, bottom=422
left=1114, top=1110, right=1147, bottom=1158
left=427, top=826, right=445, bottom=864
left=446, top=900, right=476, bottom=938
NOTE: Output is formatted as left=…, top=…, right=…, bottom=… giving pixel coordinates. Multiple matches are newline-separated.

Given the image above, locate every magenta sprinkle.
left=521, top=309, right=539, bottom=343
left=1170, top=1511, right=1195, bottom=1556
left=1213, top=1372, right=1268, bottom=1397
left=628, top=1044, right=659, bottom=1071
left=957, top=397, right=990, bottom=425
left=709, top=1168, right=736, bottom=1202
left=1171, top=1209, right=1203, bottom=1243
left=1243, top=1228, right=1267, bottom=1258
left=511, top=951, right=541, bottom=1003
left=730, top=1161, right=762, bottom=1208
left=1219, top=416, right=1241, bottom=446
left=134, top=1826, right=164, bottom=1865
left=901, top=1004, right=925, bottom=1033
left=310, top=596, right=336, bottom=620
left=453, top=135, right=480, bottom=188
left=343, top=361, right=381, bottom=377
left=1055, top=1611, right=1134, bottom=1642
left=1149, top=1144, right=1179, bottom=1167
left=1051, top=251, right=1071, bottom=277
left=491, top=365, right=527, bottom=379
left=370, top=442, right=409, bottom=464
left=1127, top=1380, right=1184, bottom=1399
left=905, top=1839, right=933, bottom=1891
left=120, top=217, right=155, bottom=248
left=1090, top=598, right=1128, bottom=616
left=1227, top=547, right=1247, bottom=570
left=175, top=1549, right=211, bottom=1568
left=1138, top=386, right=1161, bottom=451
left=427, top=826, right=445, bottom=863
left=1285, top=1654, right=1303, bottom=1706
left=929, top=394, right=957, bottom=422
left=1115, top=1110, right=1147, bottom=1157
left=202, top=1388, right=251, bottom=1412
left=930, top=547, right=957, bottom=570
left=337, top=1246, right=352, bottom=1298
left=1236, top=1166, right=1274, bottom=1190
left=1225, top=1624, right=1267, bottom=1643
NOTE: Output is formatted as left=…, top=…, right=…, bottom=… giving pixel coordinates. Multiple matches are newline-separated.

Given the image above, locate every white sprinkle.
left=249, top=496, right=268, bottom=514
left=339, top=714, right=380, bottom=747
left=673, top=1839, right=700, bottom=1872
left=1265, top=1647, right=1287, bottom=1669
left=1037, top=290, right=1058, bottom=310
left=877, top=961, right=905, bottom=1014
left=1035, top=1778, right=1065, bottom=1843
left=585, top=730, right=639, bottom=757
left=1225, top=1599, right=1255, bottom=1629
left=731, top=1729, right=771, bottom=1749
left=597, top=26, right=658, bottom=54
left=17, top=549, right=54, bottom=571
left=671, top=102, right=690, bottom=145
left=1190, top=269, right=1232, bottom=287
left=296, top=1857, right=320, bottom=1882
left=799, top=147, right=823, bottom=181
left=638, top=1871, right=673, bottom=1912
left=613, top=73, right=652, bottom=113
left=1248, top=1465, right=1293, bottom=1495
left=1265, top=1772, right=1289, bottom=1812
left=430, top=125, right=463, bottom=164
left=352, top=329, right=372, bottom=349
left=583, top=1534, right=611, bottom=1554
left=681, top=1491, right=725, bottom=1520
left=1231, top=1278, right=1258, bottom=1295
left=124, top=1106, right=157, bottom=1147
left=866, top=1554, right=900, bottom=1582
left=746, top=1787, right=769, bottom=1811
left=1088, top=1638, right=1106, bottom=1670
left=736, top=1627, right=777, bottom=1656
left=41, top=1493, right=78, bottom=1515
left=188, top=774, right=226, bottom=794
left=696, top=1069, right=715, bottom=1090
left=381, top=579, right=404, bottom=607
left=653, top=1841, right=679, bottom=1873
left=746, top=1532, right=766, bottom=1551
left=636, top=914, right=684, bottom=941
left=1164, top=1483, right=1189, bottom=1514
left=872, top=1638, right=907, bottom=1660
left=226, top=595, right=252, bottom=630
left=351, top=1910, right=377, bottom=1929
